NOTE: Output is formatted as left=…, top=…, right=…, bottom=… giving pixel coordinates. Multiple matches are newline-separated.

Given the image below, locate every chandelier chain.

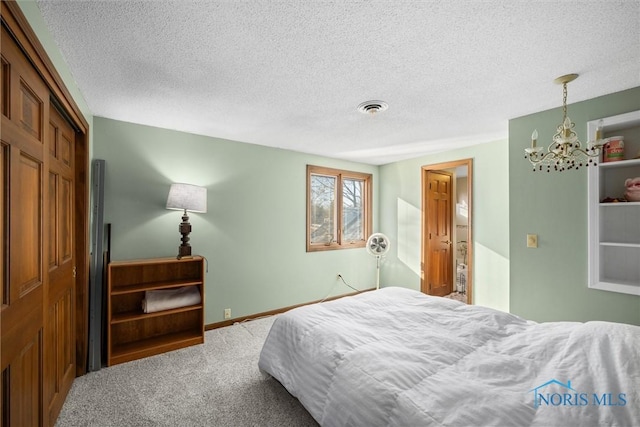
left=562, top=82, right=568, bottom=122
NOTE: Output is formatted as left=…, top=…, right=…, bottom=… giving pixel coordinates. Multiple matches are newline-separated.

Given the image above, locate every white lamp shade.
left=166, top=183, right=207, bottom=213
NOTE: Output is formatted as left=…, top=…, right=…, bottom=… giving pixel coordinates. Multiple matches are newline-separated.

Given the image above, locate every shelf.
left=599, top=202, right=640, bottom=207
left=599, top=278, right=640, bottom=288
left=590, top=280, right=640, bottom=296
left=600, top=242, right=640, bottom=248
left=111, top=304, right=203, bottom=324
left=587, top=110, right=640, bottom=296
left=598, top=158, right=640, bottom=168
left=111, top=279, right=203, bottom=295
left=109, top=256, right=204, bottom=267
left=110, top=330, right=204, bottom=366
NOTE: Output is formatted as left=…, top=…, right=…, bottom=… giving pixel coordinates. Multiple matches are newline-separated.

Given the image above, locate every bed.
left=258, top=287, right=639, bottom=426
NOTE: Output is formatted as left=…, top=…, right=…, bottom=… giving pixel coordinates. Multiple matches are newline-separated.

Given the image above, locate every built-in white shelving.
left=587, top=110, right=640, bottom=295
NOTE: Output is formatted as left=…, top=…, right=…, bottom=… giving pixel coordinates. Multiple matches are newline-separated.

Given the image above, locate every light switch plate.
left=527, top=234, right=538, bottom=248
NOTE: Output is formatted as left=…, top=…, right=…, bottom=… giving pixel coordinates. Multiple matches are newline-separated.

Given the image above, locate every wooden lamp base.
left=177, top=210, right=193, bottom=259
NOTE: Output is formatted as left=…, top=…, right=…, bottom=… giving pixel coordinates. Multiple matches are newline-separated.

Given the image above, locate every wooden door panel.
left=1, top=142, right=5, bottom=308
left=426, top=170, right=453, bottom=297
left=60, top=176, right=73, bottom=263
left=15, top=153, right=43, bottom=299
left=1, top=21, right=54, bottom=427
left=1, top=56, right=8, bottom=118
left=18, top=80, right=43, bottom=142
left=60, top=132, right=71, bottom=168
left=0, top=285, right=42, bottom=369
left=436, top=180, right=450, bottom=236
left=44, top=105, right=76, bottom=425
left=2, top=27, right=45, bottom=154
left=48, top=171, right=58, bottom=270
left=44, top=288, right=74, bottom=422
left=8, top=331, right=42, bottom=427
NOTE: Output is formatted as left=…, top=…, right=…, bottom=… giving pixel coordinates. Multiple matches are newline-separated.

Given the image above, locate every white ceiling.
left=36, top=1, right=640, bottom=165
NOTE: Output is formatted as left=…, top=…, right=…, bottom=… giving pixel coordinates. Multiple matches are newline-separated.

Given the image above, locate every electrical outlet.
left=224, top=308, right=231, bottom=319
left=337, top=274, right=342, bottom=280
left=527, top=234, right=538, bottom=248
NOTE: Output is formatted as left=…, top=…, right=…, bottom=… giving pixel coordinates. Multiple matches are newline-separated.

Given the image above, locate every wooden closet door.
left=43, top=105, right=76, bottom=425
left=1, top=23, right=77, bottom=426
left=1, top=24, right=49, bottom=426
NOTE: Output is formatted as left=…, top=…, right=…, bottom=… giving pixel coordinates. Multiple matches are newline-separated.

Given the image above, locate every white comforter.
left=258, top=287, right=640, bottom=427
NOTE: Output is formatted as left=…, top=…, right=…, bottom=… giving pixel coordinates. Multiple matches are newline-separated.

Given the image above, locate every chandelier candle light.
left=524, top=74, right=604, bottom=172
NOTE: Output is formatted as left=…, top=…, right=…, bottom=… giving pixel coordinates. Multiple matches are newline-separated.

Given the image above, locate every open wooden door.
left=424, top=170, right=453, bottom=296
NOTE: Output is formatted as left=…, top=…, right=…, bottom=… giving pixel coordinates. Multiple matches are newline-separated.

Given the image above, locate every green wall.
left=509, top=87, right=640, bottom=325
left=379, top=139, right=510, bottom=312
left=93, top=118, right=379, bottom=323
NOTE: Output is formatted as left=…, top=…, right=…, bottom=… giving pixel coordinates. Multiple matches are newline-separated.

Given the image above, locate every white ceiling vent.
left=357, top=100, right=388, bottom=115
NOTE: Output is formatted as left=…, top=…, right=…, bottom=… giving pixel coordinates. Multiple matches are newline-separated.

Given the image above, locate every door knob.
left=442, top=240, right=452, bottom=245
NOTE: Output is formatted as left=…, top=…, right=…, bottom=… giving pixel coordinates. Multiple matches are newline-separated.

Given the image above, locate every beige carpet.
left=55, top=316, right=317, bottom=426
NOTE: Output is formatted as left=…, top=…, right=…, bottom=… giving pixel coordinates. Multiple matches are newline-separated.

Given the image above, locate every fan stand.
left=367, top=232, right=389, bottom=290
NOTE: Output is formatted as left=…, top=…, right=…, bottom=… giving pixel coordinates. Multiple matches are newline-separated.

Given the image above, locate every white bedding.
left=258, top=287, right=640, bottom=427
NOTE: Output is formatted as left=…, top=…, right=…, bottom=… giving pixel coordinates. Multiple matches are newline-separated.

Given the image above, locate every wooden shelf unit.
left=107, top=256, right=205, bottom=366
left=587, top=111, right=640, bottom=296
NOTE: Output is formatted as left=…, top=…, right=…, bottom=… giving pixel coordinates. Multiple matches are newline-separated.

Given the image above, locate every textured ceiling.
left=36, top=1, right=640, bottom=165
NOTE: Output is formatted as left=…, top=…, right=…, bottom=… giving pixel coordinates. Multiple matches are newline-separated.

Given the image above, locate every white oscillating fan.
left=366, top=233, right=390, bottom=289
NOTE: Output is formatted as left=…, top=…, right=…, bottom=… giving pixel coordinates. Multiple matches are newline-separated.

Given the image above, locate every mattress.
left=258, top=287, right=639, bottom=426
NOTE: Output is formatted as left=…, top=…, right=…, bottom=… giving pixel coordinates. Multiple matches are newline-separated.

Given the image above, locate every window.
left=307, top=165, right=372, bottom=251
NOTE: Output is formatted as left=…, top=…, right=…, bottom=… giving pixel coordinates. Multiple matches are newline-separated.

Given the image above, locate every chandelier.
left=524, top=74, right=604, bottom=172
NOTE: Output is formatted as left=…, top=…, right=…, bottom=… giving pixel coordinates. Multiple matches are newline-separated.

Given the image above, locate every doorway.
left=421, top=159, right=473, bottom=304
